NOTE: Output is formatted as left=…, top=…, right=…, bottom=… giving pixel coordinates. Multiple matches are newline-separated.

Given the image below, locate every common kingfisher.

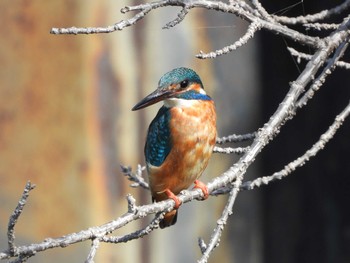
left=132, top=67, right=217, bottom=228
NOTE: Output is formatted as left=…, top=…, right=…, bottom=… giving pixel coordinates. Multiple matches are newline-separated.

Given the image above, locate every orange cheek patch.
left=189, top=83, right=203, bottom=93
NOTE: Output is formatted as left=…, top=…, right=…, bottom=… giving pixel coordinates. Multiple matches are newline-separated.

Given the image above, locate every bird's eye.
left=180, top=80, right=189, bottom=89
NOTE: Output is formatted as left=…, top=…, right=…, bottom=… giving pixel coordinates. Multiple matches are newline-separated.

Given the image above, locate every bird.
left=132, top=67, right=217, bottom=228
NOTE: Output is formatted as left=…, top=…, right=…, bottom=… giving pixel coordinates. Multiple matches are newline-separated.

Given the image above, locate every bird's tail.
left=160, top=210, right=178, bottom=229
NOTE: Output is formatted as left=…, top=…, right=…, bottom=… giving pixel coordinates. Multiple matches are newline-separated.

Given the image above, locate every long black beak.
left=132, top=88, right=172, bottom=111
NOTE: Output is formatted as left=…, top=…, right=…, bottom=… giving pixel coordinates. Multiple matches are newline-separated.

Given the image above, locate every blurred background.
left=0, top=0, right=349, bottom=262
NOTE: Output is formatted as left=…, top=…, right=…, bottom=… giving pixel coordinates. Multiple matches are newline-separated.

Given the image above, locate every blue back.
left=145, top=106, right=171, bottom=167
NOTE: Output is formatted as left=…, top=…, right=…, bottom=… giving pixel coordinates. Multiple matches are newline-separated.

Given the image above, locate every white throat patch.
left=163, top=98, right=198, bottom=108
left=199, top=88, right=206, bottom=95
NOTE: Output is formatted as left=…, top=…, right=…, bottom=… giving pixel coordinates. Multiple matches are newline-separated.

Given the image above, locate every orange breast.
left=148, top=100, right=216, bottom=202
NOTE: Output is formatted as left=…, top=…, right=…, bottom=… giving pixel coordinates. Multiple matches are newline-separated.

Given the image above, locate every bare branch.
left=213, top=12, right=350, bottom=201
left=100, top=212, right=164, bottom=244
left=198, top=238, right=207, bottom=254
left=85, top=239, right=100, bottom=263
left=295, top=33, right=350, bottom=107
left=51, top=7, right=152, bottom=34
left=198, top=184, right=240, bottom=263
left=241, top=101, right=350, bottom=190
left=249, top=0, right=274, bottom=21
left=50, top=0, right=323, bottom=50
left=50, top=1, right=175, bottom=34
left=213, top=146, right=249, bottom=154
left=197, top=20, right=262, bottom=59
left=304, top=22, right=340, bottom=31
left=233, top=0, right=256, bottom=15
left=273, top=0, right=350, bottom=25
left=126, top=194, right=137, bottom=213
left=7, top=182, right=36, bottom=256
left=0, top=176, right=222, bottom=260
left=163, top=7, right=189, bottom=29
left=9, top=253, right=34, bottom=263
left=121, top=165, right=149, bottom=190
left=288, top=47, right=350, bottom=71
left=210, top=186, right=232, bottom=196
left=216, top=132, right=256, bottom=144
left=50, top=0, right=177, bottom=35
left=212, top=101, right=350, bottom=196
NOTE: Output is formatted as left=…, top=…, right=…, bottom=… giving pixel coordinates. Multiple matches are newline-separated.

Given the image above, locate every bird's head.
left=132, top=67, right=209, bottom=111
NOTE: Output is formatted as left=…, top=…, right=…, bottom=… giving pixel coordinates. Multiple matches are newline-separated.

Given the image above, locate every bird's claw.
left=194, top=180, right=209, bottom=200
left=164, top=189, right=182, bottom=209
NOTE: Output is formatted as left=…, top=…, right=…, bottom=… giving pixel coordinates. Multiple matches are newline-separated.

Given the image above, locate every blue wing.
left=145, top=106, right=171, bottom=167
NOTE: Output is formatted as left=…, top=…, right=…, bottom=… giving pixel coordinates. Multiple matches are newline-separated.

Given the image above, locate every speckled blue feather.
left=158, top=67, right=204, bottom=89
left=145, top=106, right=171, bottom=167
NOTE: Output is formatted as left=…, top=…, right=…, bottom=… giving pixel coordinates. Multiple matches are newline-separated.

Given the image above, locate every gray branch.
left=85, top=239, right=100, bottom=263
left=215, top=101, right=350, bottom=195
left=163, top=7, right=189, bottom=29
left=50, top=0, right=323, bottom=51
left=304, top=22, right=340, bottom=31
left=196, top=20, right=262, bottom=59
left=198, top=185, right=240, bottom=263
left=213, top=146, right=250, bottom=154
left=274, top=0, right=350, bottom=25
left=216, top=132, right=256, bottom=144
left=241, top=101, right=350, bottom=190
left=7, top=182, right=36, bottom=256
left=121, top=164, right=149, bottom=190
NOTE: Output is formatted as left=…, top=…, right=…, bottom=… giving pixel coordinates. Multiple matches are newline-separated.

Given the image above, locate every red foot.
left=164, top=189, right=182, bottom=209
left=194, top=180, right=209, bottom=200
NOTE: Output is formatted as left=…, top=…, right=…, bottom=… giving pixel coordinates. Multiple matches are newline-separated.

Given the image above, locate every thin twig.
left=288, top=47, right=350, bottom=70
left=85, top=239, right=100, bottom=263
left=210, top=186, right=232, bottom=196
left=9, top=253, right=34, bottom=263
left=273, top=0, right=350, bottom=25
left=7, top=182, right=36, bottom=255
left=126, top=194, right=138, bottom=213
left=196, top=20, right=261, bottom=59
left=304, top=22, right=340, bottom=31
left=216, top=133, right=256, bottom=144
left=249, top=0, right=274, bottom=21
left=121, top=165, right=149, bottom=190
left=295, top=33, right=350, bottom=107
left=163, top=7, right=189, bottom=29
left=50, top=0, right=324, bottom=50
left=101, top=212, right=164, bottom=244
left=198, top=184, right=240, bottom=263
left=51, top=5, right=153, bottom=34
left=231, top=0, right=256, bottom=18
left=198, top=238, right=207, bottom=254
left=213, top=146, right=249, bottom=154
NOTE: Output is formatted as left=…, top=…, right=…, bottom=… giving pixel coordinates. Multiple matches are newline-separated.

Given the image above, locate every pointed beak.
left=132, top=87, right=172, bottom=111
